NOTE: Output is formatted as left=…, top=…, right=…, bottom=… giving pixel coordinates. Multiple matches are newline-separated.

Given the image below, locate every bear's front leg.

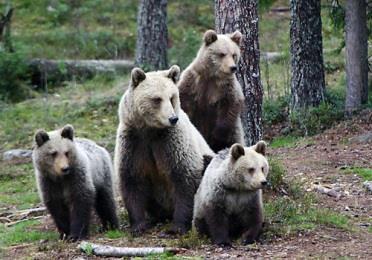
left=168, top=166, right=199, bottom=234
left=69, top=191, right=94, bottom=241
left=241, top=207, right=263, bottom=245
left=122, top=174, right=151, bottom=235
left=45, top=200, right=70, bottom=240
left=205, top=206, right=231, bottom=247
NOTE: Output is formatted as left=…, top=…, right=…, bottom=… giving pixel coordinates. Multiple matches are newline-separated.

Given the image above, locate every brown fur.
left=178, top=30, right=245, bottom=152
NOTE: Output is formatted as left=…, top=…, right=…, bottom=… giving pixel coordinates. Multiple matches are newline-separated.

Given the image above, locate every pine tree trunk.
left=345, top=0, right=368, bottom=115
left=290, top=0, right=325, bottom=111
left=135, top=0, right=168, bottom=71
left=215, top=0, right=263, bottom=146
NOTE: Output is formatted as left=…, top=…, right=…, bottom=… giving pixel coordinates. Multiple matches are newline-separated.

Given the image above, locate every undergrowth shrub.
left=0, top=50, right=31, bottom=102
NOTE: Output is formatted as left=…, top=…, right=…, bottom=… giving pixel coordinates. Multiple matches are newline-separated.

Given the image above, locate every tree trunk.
left=290, top=0, right=325, bottom=111
left=215, top=0, right=263, bottom=146
left=0, top=8, right=14, bottom=52
left=135, top=0, right=168, bottom=71
left=345, top=0, right=368, bottom=115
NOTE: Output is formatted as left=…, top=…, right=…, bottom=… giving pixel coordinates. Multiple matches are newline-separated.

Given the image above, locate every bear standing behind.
left=193, top=141, right=269, bottom=246
left=114, top=65, right=215, bottom=235
left=178, top=29, right=245, bottom=152
left=32, top=125, right=118, bottom=241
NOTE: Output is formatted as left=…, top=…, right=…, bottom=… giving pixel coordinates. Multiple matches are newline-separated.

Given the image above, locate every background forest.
left=0, top=0, right=371, bottom=258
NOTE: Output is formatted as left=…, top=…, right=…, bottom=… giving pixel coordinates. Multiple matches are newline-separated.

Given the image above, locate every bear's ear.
left=167, top=65, right=181, bottom=83
left=230, top=30, right=242, bottom=46
left=131, top=68, right=146, bottom=88
left=203, top=30, right=218, bottom=46
left=35, top=130, right=50, bottom=147
left=254, top=140, right=267, bottom=156
left=230, top=143, right=245, bottom=160
left=61, top=124, right=74, bottom=141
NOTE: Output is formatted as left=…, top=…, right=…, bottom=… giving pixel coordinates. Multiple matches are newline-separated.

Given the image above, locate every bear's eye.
left=50, top=151, right=57, bottom=157
left=233, top=54, right=237, bottom=60
left=65, top=152, right=69, bottom=157
left=262, top=167, right=264, bottom=172
left=248, top=168, right=255, bottom=174
left=218, top=52, right=226, bottom=58
left=152, top=97, right=162, bottom=105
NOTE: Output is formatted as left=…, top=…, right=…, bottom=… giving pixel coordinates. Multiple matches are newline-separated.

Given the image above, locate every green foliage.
left=267, top=158, right=285, bottom=190
left=80, top=242, right=94, bottom=256
left=0, top=50, right=31, bottom=102
left=169, top=29, right=201, bottom=69
left=328, top=0, right=345, bottom=32
left=289, top=89, right=345, bottom=136
left=263, top=96, right=289, bottom=125
left=269, top=136, right=299, bottom=148
left=342, top=167, right=372, bottom=181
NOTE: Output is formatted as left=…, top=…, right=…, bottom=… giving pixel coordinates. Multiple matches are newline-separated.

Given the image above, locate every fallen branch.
left=79, top=242, right=186, bottom=257
left=28, top=59, right=134, bottom=87
left=5, top=216, right=44, bottom=227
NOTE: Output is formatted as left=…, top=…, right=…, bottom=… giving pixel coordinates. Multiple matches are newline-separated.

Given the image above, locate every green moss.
left=104, top=229, right=127, bottom=239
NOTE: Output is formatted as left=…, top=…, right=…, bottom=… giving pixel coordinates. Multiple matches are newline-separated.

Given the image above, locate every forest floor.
left=1, top=108, right=371, bottom=259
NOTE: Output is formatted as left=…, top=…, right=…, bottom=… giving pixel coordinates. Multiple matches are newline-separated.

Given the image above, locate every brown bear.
left=114, top=65, right=215, bottom=235
left=178, top=29, right=245, bottom=153
left=32, top=125, right=119, bottom=241
left=193, top=141, right=269, bottom=246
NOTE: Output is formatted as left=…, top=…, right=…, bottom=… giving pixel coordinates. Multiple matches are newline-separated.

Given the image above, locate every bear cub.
left=193, top=141, right=269, bottom=246
left=178, top=29, right=245, bottom=152
left=115, top=65, right=214, bottom=235
left=32, top=125, right=118, bottom=241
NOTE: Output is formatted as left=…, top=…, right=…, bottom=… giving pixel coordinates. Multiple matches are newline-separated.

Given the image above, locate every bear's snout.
left=61, top=166, right=71, bottom=175
left=230, top=65, right=237, bottom=73
left=169, top=116, right=179, bottom=126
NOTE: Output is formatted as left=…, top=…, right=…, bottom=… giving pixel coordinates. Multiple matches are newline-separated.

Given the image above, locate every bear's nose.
left=61, top=166, right=70, bottom=174
left=261, top=181, right=268, bottom=187
left=169, top=116, right=179, bottom=125
left=230, top=66, right=237, bottom=73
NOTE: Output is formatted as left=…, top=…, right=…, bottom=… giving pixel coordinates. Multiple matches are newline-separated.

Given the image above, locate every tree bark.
left=215, top=0, right=263, bottom=146
left=290, top=0, right=325, bottom=111
left=135, top=0, right=168, bottom=71
left=345, top=0, right=368, bottom=115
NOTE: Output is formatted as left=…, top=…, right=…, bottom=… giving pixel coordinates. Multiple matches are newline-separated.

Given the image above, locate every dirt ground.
left=3, top=111, right=372, bottom=259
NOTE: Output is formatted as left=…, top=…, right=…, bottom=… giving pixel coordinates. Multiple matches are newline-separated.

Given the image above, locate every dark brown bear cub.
left=32, top=125, right=118, bottom=241
left=178, top=29, right=245, bottom=152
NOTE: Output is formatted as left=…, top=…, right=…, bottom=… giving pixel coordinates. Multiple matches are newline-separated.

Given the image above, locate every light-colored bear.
left=193, top=141, right=269, bottom=246
left=32, top=125, right=118, bottom=241
left=114, top=65, right=215, bottom=235
left=178, top=29, right=245, bottom=152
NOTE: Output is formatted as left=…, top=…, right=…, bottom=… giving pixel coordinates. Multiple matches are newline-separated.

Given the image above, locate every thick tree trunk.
left=135, top=0, right=168, bottom=71
left=290, top=0, right=325, bottom=111
left=215, top=0, right=263, bottom=146
left=345, top=0, right=368, bottom=115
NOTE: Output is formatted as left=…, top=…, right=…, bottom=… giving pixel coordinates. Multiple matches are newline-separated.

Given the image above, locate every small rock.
left=2, top=149, right=32, bottom=161
left=363, top=181, right=372, bottom=193
left=344, top=206, right=350, bottom=211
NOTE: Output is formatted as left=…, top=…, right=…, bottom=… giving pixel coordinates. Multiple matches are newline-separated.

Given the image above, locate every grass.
left=0, top=162, right=39, bottom=210
left=104, top=229, right=128, bottom=239
left=264, top=158, right=352, bottom=239
left=270, top=136, right=300, bottom=148
left=0, top=220, right=58, bottom=248
left=0, top=75, right=127, bottom=152
left=342, top=167, right=372, bottom=181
